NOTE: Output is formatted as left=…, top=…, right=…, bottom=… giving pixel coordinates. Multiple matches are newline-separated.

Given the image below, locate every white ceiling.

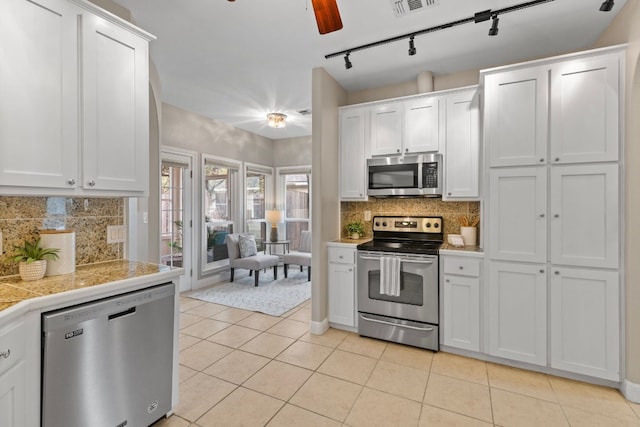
left=113, top=0, right=626, bottom=140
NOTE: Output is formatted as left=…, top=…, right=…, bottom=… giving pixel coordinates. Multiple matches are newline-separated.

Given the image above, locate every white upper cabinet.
left=339, top=108, right=367, bottom=200
left=550, top=267, right=619, bottom=380
left=484, top=66, right=548, bottom=167
left=550, top=54, right=619, bottom=164
left=403, top=96, right=440, bottom=154
left=81, top=13, right=150, bottom=192
left=550, top=164, right=619, bottom=269
left=443, top=89, right=480, bottom=199
left=0, top=0, right=79, bottom=190
left=489, top=167, right=547, bottom=263
left=0, top=0, right=153, bottom=196
left=370, top=103, right=402, bottom=156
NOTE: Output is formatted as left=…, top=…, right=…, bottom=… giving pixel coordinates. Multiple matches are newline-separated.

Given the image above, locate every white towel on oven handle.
left=380, top=256, right=401, bottom=297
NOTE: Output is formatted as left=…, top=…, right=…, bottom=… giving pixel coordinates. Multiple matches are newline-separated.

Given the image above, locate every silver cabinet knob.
left=540, top=158, right=544, bottom=162
left=459, top=266, right=464, bottom=270
left=445, top=279, right=450, bottom=283
left=339, top=255, right=343, bottom=259
left=448, top=192, right=452, bottom=196
left=555, top=157, right=560, bottom=162
left=405, top=148, right=408, bottom=152
left=555, top=271, right=560, bottom=275
left=67, top=179, right=76, bottom=185
left=539, top=269, right=545, bottom=274
left=348, top=268, right=353, bottom=272
left=554, top=214, right=560, bottom=218
left=396, top=149, right=401, bottom=153
left=88, top=180, right=96, bottom=187
left=539, top=213, right=545, bottom=218
left=0, top=349, right=10, bottom=359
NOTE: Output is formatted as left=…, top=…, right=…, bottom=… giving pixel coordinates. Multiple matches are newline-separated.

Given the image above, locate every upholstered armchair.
left=283, top=230, right=311, bottom=281
left=224, top=233, right=279, bottom=287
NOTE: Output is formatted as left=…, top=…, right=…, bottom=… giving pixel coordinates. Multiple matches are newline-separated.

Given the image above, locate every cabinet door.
left=0, top=361, right=26, bottom=427
left=550, top=164, right=618, bottom=268
left=82, top=13, right=149, bottom=192
left=370, top=103, right=402, bottom=156
left=484, top=67, right=548, bottom=167
left=550, top=54, right=619, bottom=164
left=328, top=262, right=356, bottom=327
left=443, top=90, right=480, bottom=199
left=489, top=168, right=547, bottom=263
left=403, top=97, right=439, bottom=153
left=0, top=0, right=79, bottom=190
left=550, top=267, right=619, bottom=381
left=443, top=274, right=479, bottom=351
left=488, top=262, right=547, bottom=366
left=339, top=109, right=367, bottom=200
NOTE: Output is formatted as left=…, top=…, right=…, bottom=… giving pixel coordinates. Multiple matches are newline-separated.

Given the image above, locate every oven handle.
left=359, top=255, right=434, bottom=265
left=359, top=314, right=434, bottom=332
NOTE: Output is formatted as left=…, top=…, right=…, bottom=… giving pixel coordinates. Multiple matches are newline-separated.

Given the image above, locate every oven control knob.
left=375, top=221, right=380, bottom=227
left=382, top=222, right=387, bottom=227
left=434, top=223, right=439, bottom=228
left=425, top=222, right=431, bottom=228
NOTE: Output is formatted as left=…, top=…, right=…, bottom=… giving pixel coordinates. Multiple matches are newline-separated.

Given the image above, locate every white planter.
left=19, top=260, right=47, bottom=281
left=351, top=232, right=361, bottom=239
left=460, top=227, right=477, bottom=246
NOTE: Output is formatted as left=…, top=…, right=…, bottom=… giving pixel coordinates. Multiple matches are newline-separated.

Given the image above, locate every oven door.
left=357, top=251, right=438, bottom=324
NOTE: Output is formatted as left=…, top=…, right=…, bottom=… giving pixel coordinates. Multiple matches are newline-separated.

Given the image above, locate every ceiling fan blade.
left=311, top=0, right=343, bottom=35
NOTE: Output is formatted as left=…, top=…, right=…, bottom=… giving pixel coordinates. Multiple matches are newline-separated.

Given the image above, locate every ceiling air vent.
left=390, top=0, right=440, bottom=18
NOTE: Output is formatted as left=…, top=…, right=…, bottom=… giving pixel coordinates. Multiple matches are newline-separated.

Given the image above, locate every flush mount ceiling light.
left=599, top=0, right=614, bottom=11
left=408, top=36, right=417, bottom=56
left=488, top=14, right=500, bottom=36
left=267, top=113, right=287, bottom=128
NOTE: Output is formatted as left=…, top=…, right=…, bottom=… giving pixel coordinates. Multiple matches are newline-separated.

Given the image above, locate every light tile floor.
left=153, top=296, right=640, bottom=427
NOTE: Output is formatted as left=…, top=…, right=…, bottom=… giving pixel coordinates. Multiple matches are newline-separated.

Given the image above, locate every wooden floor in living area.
left=153, top=296, right=640, bottom=427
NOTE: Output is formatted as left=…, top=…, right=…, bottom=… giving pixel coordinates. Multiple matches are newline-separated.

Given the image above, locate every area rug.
left=187, top=269, right=310, bottom=316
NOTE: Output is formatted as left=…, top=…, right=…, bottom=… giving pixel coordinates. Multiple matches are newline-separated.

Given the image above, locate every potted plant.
left=346, top=221, right=365, bottom=239
left=12, top=238, right=60, bottom=281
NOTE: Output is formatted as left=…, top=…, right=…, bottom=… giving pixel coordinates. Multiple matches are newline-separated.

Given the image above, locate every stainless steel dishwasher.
left=41, top=282, right=175, bottom=427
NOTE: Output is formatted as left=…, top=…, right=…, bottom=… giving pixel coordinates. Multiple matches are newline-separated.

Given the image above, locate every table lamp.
left=265, top=210, right=283, bottom=242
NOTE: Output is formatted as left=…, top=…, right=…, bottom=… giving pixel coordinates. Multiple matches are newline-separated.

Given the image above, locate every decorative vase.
left=460, top=226, right=477, bottom=246
left=19, top=260, right=47, bottom=281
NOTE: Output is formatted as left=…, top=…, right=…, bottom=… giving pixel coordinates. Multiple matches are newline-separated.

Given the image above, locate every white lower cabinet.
left=442, top=255, right=481, bottom=351
left=550, top=267, right=619, bottom=381
left=488, top=261, right=547, bottom=366
left=0, top=361, right=26, bottom=427
left=327, top=245, right=357, bottom=328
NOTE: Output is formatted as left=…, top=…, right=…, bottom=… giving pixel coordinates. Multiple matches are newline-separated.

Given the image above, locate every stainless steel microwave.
left=367, top=153, right=442, bottom=198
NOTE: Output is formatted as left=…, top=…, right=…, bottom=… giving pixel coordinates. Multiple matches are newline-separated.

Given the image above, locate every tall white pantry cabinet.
left=482, top=46, right=623, bottom=381
left=0, top=0, right=154, bottom=196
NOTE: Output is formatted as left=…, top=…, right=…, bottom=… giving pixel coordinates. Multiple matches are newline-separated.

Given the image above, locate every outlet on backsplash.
left=341, top=199, right=480, bottom=239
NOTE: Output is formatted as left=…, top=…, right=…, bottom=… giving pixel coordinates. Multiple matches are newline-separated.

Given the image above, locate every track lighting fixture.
left=488, top=15, right=499, bottom=36
left=344, top=53, right=352, bottom=69
left=326, top=0, right=559, bottom=66
left=408, top=36, right=416, bottom=56
left=599, top=0, right=614, bottom=11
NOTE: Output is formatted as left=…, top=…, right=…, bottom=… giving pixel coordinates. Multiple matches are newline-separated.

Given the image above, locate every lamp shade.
left=265, top=210, right=283, bottom=224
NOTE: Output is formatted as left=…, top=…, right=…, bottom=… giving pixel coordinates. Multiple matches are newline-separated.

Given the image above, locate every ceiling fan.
left=227, top=0, right=343, bottom=35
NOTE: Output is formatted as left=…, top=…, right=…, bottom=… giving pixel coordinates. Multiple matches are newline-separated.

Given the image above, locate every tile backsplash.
left=341, top=199, right=480, bottom=239
left=0, top=196, right=125, bottom=277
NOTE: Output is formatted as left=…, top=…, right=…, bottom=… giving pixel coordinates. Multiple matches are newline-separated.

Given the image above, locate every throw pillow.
left=238, top=234, right=257, bottom=258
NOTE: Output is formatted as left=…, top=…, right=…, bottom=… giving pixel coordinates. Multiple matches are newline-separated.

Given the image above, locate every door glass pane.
left=367, top=270, right=424, bottom=305
left=204, top=163, right=234, bottom=263
left=246, top=171, right=266, bottom=251
left=161, top=164, right=184, bottom=267
left=284, top=174, right=310, bottom=250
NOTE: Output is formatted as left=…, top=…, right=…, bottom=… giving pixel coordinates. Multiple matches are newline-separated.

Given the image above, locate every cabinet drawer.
left=443, top=257, right=480, bottom=277
left=328, top=247, right=355, bottom=264
left=0, top=320, right=25, bottom=376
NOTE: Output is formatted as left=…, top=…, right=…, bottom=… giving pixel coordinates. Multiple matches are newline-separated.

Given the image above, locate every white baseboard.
left=310, top=318, right=329, bottom=335
left=621, top=379, right=640, bottom=403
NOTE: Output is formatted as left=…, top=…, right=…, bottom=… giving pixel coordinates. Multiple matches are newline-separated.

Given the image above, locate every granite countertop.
left=330, top=237, right=372, bottom=245
left=439, top=243, right=484, bottom=256
left=0, top=260, right=177, bottom=312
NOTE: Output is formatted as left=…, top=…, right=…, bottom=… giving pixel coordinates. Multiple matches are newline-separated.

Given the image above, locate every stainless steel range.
left=357, top=216, right=443, bottom=351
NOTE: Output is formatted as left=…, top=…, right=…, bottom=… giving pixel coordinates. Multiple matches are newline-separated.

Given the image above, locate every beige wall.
left=311, top=68, right=346, bottom=325
left=593, top=0, right=640, bottom=386
left=273, top=136, right=312, bottom=168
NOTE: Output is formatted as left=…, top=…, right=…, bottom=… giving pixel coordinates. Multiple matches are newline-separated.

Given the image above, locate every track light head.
left=408, top=36, right=417, bottom=56
left=344, top=53, right=352, bottom=69
left=599, top=0, right=614, bottom=11
left=488, top=15, right=499, bottom=36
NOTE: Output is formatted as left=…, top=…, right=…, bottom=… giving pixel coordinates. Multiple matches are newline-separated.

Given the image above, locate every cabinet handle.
left=67, top=179, right=76, bottom=185
left=554, top=214, right=560, bottom=218
left=88, top=180, right=96, bottom=187
left=348, top=268, right=353, bottom=272
left=448, top=192, right=452, bottom=196
left=339, top=255, right=343, bottom=259
left=555, top=271, right=560, bottom=275
left=539, top=269, right=545, bottom=274
left=539, top=213, right=545, bottom=218
left=555, top=157, right=560, bottom=162
left=396, top=149, right=400, bottom=153
left=540, top=158, right=544, bottom=162
left=459, top=266, right=464, bottom=270
left=446, top=279, right=450, bottom=283
left=0, top=349, right=10, bottom=359
left=405, top=148, right=408, bottom=152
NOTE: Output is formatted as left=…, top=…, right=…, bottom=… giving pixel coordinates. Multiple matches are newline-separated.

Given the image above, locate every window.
left=203, top=155, right=241, bottom=271
left=277, top=166, right=311, bottom=251
left=245, top=163, right=273, bottom=251
left=160, top=162, right=185, bottom=268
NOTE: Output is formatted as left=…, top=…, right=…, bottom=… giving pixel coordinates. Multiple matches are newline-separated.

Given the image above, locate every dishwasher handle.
left=108, top=306, right=136, bottom=321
